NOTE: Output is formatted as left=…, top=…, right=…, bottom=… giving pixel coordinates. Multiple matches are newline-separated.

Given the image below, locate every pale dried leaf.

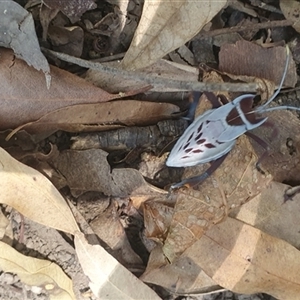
left=230, top=181, right=300, bottom=248
left=280, top=0, right=300, bottom=33
left=194, top=217, right=300, bottom=299
left=141, top=245, right=221, bottom=294
left=0, top=241, right=75, bottom=300
left=0, top=147, right=79, bottom=234
left=0, top=1, right=50, bottom=84
left=122, top=0, right=227, bottom=70
left=74, top=231, right=161, bottom=300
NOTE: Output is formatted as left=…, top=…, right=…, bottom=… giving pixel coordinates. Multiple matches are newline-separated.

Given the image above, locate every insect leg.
left=170, top=152, right=229, bottom=190
left=246, top=118, right=279, bottom=172
left=184, top=92, right=202, bottom=123
left=245, top=131, right=270, bottom=173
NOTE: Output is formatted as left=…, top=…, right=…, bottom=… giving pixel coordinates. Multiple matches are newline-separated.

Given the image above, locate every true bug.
left=167, top=46, right=300, bottom=189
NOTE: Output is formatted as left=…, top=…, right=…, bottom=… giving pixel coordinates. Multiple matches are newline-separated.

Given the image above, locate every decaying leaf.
left=0, top=147, right=79, bottom=234
left=0, top=1, right=50, bottom=85
left=194, top=217, right=300, bottom=299
left=230, top=181, right=300, bottom=249
left=122, top=0, right=227, bottom=70
left=50, top=149, right=164, bottom=198
left=42, top=0, right=96, bottom=23
left=141, top=245, right=221, bottom=295
left=0, top=241, right=75, bottom=300
left=74, top=231, right=161, bottom=300
left=280, top=0, right=300, bottom=33
left=219, top=42, right=297, bottom=87
left=0, top=48, right=123, bottom=131
left=9, top=100, right=179, bottom=138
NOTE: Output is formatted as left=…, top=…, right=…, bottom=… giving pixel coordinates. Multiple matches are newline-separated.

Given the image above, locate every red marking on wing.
left=205, top=143, right=216, bottom=148
left=197, top=138, right=206, bottom=145
left=185, top=148, right=193, bottom=153
left=192, top=149, right=203, bottom=153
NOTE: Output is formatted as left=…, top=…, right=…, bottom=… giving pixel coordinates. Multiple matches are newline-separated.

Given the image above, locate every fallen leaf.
left=230, top=181, right=300, bottom=249
left=0, top=48, right=143, bottom=131
left=194, top=217, right=300, bottom=299
left=42, top=0, right=96, bottom=23
left=11, top=100, right=179, bottom=138
left=219, top=42, right=297, bottom=87
left=0, top=241, right=75, bottom=300
left=141, top=245, right=221, bottom=295
left=50, top=149, right=164, bottom=197
left=280, top=0, right=300, bottom=33
left=0, top=1, right=50, bottom=85
left=0, top=147, right=79, bottom=234
left=74, top=231, right=161, bottom=300
left=121, top=0, right=227, bottom=70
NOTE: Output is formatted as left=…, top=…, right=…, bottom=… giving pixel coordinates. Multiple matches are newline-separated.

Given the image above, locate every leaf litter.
left=1, top=1, right=300, bottom=300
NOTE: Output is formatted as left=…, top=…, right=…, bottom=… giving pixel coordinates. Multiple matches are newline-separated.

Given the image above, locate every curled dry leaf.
left=0, top=49, right=146, bottom=131
left=194, top=217, right=300, bottom=299
left=121, top=0, right=227, bottom=70
left=74, top=231, right=161, bottom=300
left=219, top=42, right=297, bottom=87
left=0, top=1, right=50, bottom=85
left=10, top=100, right=179, bottom=137
left=0, top=241, right=75, bottom=300
left=0, top=147, right=79, bottom=234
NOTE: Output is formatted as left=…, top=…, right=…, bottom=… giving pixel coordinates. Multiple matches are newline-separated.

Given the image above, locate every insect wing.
left=166, top=109, right=236, bottom=167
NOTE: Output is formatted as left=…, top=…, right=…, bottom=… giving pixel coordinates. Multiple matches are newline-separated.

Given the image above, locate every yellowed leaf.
left=0, top=241, right=75, bottom=300
left=74, top=231, right=162, bottom=300
left=121, top=0, right=227, bottom=70
left=0, top=147, right=79, bottom=234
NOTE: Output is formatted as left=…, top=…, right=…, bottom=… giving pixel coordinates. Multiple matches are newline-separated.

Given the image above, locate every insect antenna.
left=255, top=46, right=300, bottom=114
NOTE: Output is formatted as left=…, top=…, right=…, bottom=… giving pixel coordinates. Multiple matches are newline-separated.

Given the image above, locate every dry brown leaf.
left=0, top=48, right=139, bottom=131
left=74, top=231, right=162, bottom=300
left=193, top=217, right=300, bottom=299
left=9, top=100, right=179, bottom=137
left=121, top=0, right=227, bottom=70
left=0, top=147, right=79, bottom=234
left=280, top=0, right=300, bottom=33
left=0, top=1, right=50, bottom=85
left=50, top=149, right=163, bottom=198
left=219, top=42, right=297, bottom=87
left=0, top=241, right=75, bottom=300
left=42, top=0, right=96, bottom=23
left=141, top=245, right=221, bottom=295
left=230, top=181, right=300, bottom=249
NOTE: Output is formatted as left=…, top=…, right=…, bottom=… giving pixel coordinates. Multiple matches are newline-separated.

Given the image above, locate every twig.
left=193, top=19, right=294, bottom=40
left=42, top=48, right=259, bottom=93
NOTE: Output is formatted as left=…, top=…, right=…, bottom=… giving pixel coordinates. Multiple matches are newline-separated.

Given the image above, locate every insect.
left=167, top=46, right=300, bottom=189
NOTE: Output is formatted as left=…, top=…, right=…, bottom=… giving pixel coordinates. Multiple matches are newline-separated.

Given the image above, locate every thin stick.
left=42, top=48, right=258, bottom=93
left=193, top=19, right=293, bottom=40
